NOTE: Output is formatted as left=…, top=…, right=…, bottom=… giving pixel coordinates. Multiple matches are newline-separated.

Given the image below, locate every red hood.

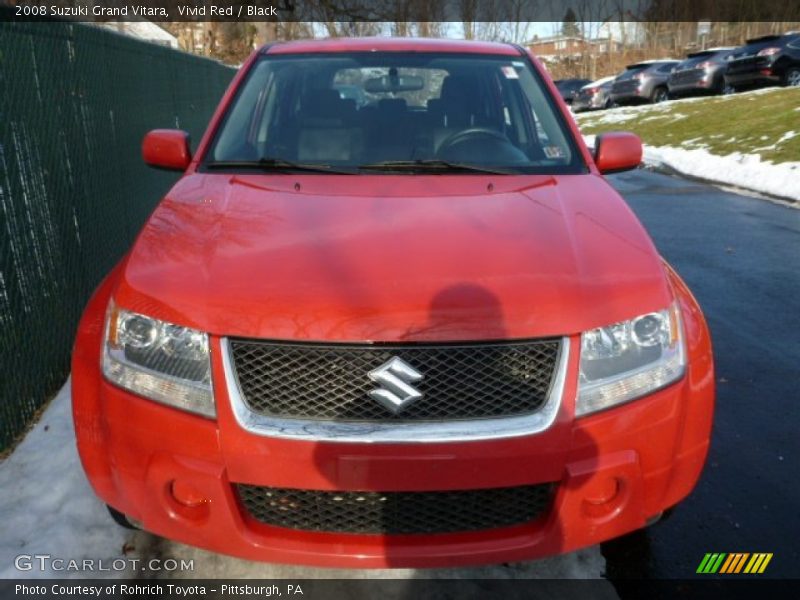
left=115, top=173, right=671, bottom=342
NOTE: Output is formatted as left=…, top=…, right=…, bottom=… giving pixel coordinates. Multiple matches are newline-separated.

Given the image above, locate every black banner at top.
left=3, top=0, right=800, bottom=22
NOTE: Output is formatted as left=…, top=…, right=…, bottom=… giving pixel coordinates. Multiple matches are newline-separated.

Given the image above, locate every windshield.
left=204, top=52, right=584, bottom=174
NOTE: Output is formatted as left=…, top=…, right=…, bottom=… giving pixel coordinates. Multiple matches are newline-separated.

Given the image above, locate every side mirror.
left=142, top=129, right=191, bottom=171
left=594, top=132, right=642, bottom=174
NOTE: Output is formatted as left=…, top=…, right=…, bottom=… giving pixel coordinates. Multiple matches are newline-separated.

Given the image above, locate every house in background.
left=528, top=34, right=589, bottom=60
left=528, top=33, right=624, bottom=61
left=99, top=21, right=178, bottom=49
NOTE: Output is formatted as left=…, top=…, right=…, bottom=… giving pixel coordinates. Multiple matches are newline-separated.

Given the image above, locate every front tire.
left=106, top=505, right=140, bottom=530
left=651, top=86, right=669, bottom=103
left=785, top=67, right=800, bottom=87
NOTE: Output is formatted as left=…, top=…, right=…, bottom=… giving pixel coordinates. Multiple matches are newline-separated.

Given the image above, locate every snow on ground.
left=0, top=380, right=135, bottom=579
left=643, top=146, right=800, bottom=201
left=575, top=96, right=708, bottom=126
left=582, top=135, right=800, bottom=203
left=1, top=380, right=610, bottom=582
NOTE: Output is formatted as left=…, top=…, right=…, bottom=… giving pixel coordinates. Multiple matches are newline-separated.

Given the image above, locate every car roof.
left=583, top=75, right=615, bottom=87
left=263, top=37, right=521, bottom=56
left=626, top=59, right=679, bottom=68
left=745, top=34, right=790, bottom=44
left=685, top=48, right=734, bottom=58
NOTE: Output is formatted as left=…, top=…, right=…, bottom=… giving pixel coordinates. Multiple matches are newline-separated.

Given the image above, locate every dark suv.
left=668, top=48, right=734, bottom=97
left=610, top=61, right=680, bottom=104
left=724, top=33, right=800, bottom=91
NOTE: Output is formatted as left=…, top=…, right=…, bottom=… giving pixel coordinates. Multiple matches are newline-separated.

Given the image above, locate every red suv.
left=72, top=38, right=714, bottom=568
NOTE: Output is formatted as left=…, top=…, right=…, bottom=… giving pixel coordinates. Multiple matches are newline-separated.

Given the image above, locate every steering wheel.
left=437, top=127, right=509, bottom=155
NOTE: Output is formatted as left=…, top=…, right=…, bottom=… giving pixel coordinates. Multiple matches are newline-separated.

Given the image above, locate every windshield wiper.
left=358, top=159, right=515, bottom=175
left=204, top=158, right=356, bottom=174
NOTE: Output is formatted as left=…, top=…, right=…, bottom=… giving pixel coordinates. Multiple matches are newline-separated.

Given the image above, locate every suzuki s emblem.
left=368, top=357, right=424, bottom=414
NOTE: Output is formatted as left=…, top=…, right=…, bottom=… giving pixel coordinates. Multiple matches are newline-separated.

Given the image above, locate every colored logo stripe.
left=720, top=553, right=748, bottom=573
left=697, top=553, right=726, bottom=573
left=744, top=553, right=773, bottom=574
left=698, top=553, right=773, bottom=574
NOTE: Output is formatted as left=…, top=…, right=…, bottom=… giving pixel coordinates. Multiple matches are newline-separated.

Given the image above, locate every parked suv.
left=573, top=75, right=615, bottom=112
left=668, top=48, right=734, bottom=97
left=724, top=33, right=800, bottom=91
left=610, top=60, right=680, bottom=104
left=72, top=38, right=714, bottom=568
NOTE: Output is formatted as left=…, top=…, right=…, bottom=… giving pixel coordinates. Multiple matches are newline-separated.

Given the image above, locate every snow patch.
left=582, top=134, right=799, bottom=202
left=0, top=380, right=134, bottom=578
left=644, top=146, right=800, bottom=202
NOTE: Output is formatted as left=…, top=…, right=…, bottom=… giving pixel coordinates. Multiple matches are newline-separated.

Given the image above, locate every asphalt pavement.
left=601, top=169, right=800, bottom=580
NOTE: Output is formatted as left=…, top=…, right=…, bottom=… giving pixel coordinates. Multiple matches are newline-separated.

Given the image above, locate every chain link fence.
left=0, top=20, right=235, bottom=450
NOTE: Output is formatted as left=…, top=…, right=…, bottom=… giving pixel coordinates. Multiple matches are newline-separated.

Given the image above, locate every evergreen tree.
left=562, top=8, right=581, bottom=37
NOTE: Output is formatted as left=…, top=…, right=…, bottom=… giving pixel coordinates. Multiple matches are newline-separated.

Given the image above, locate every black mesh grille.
left=229, top=338, right=561, bottom=421
left=236, top=484, right=553, bottom=535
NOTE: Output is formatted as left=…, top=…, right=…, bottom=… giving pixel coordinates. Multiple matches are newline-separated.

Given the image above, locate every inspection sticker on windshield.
left=544, top=145, right=565, bottom=159
left=501, top=65, right=519, bottom=79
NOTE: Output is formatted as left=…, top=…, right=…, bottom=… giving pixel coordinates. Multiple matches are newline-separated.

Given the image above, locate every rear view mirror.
left=594, top=132, right=643, bottom=174
left=364, top=74, right=424, bottom=93
left=142, top=129, right=191, bottom=171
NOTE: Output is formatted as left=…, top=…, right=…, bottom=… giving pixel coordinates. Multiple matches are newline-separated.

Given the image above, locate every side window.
left=255, top=73, right=279, bottom=147
left=787, top=37, right=800, bottom=50
left=658, top=64, right=675, bottom=73
left=212, top=62, right=275, bottom=161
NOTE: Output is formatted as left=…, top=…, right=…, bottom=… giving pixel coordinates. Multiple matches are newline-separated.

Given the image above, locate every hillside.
left=575, top=87, right=800, bottom=201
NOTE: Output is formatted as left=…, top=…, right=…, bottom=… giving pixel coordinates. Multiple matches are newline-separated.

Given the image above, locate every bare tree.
left=460, top=0, right=479, bottom=40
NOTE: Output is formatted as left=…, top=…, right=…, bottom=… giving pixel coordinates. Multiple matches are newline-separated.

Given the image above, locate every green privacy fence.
left=0, top=19, right=235, bottom=450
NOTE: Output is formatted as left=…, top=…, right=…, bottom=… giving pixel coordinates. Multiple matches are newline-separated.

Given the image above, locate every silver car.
left=668, top=48, right=735, bottom=97
left=572, top=76, right=615, bottom=112
left=610, top=60, right=680, bottom=104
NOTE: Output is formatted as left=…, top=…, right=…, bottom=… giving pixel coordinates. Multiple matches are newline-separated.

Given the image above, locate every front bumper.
left=609, top=89, right=647, bottom=104
left=725, top=70, right=781, bottom=87
left=72, top=269, right=714, bottom=568
left=572, top=96, right=603, bottom=112
left=668, top=80, right=714, bottom=95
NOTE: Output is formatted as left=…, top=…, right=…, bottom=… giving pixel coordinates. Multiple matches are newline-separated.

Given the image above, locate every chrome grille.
left=229, top=338, right=562, bottom=422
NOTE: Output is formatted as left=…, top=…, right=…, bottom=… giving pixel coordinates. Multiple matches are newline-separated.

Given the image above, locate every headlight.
left=102, top=301, right=215, bottom=417
left=576, top=303, right=685, bottom=416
